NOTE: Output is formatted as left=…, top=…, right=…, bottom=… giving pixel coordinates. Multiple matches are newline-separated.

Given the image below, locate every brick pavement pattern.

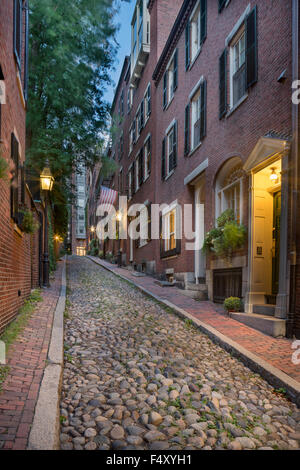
left=0, top=261, right=63, bottom=450
left=92, top=258, right=300, bottom=384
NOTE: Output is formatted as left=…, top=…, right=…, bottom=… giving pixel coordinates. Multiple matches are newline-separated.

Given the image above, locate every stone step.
left=230, top=312, right=286, bottom=338
left=185, top=282, right=208, bottom=292
left=253, top=304, right=275, bottom=317
left=180, top=289, right=208, bottom=301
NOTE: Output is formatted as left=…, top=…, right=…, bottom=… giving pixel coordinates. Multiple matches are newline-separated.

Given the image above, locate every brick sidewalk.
left=92, top=257, right=300, bottom=385
left=0, top=261, right=63, bottom=450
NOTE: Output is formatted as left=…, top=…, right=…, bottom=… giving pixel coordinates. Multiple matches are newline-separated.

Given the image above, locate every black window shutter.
left=140, top=100, right=144, bottom=128
left=10, top=133, right=19, bottom=222
left=218, top=0, right=227, bottom=13
left=21, top=165, right=25, bottom=204
left=219, top=48, right=227, bottom=119
left=161, top=137, right=166, bottom=180
left=184, top=104, right=190, bottom=156
left=24, top=2, right=29, bottom=101
left=139, top=149, right=144, bottom=186
left=172, top=122, right=177, bottom=170
left=13, top=0, right=22, bottom=70
left=200, top=79, right=207, bottom=140
left=173, top=49, right=178, bottom=91
left=133, top=118, right=136, bottom=143
left=148, top=136, right=151, bottom=174
left=147, top=205, right=151, bottom=242
left=246, top=6, right=258, bottom=89
left=200, top=0, right=207, bottom=46
left=163, top=72, right=167, bottom=108
left=185, top=22, right=190, bottom=70
left=147, top=84, right=151, bottom=115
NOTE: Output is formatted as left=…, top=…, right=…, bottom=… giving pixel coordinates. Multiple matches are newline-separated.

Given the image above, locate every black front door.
left=272, top=191, right=281, bottom=295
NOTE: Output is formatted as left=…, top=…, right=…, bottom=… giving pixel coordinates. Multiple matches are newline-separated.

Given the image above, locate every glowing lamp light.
left=90, top=226, right=95, bottom=233
left=270, top=168, right=278, bottom=182
left=40, top=160, right=54, bottom=191
left=116, top=211, right=122, bottom=222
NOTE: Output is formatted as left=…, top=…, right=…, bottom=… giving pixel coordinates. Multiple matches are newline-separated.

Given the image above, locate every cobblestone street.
left=60, top=257, right=300, bottom=451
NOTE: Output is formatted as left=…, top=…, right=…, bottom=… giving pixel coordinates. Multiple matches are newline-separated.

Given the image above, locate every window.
left=219, top=6, right=257, bottom=117
left=163, top=50, right=178, bottom=109
left=144, top=136, right=151, bottom=180
left=128, top=165, right=134, bottom=199
left=133, top=16, right=137, bottom=64
left=215, top=160, right=244, bottom=224
left=164, top=209, right=176, bottom=252
left=231, top=30, right=246, bottom=107
left=185, top=79, right=207, bottom=155
left=144, top=84, right=151, bottom=122
left=120, top=90, right=124, bottom=116
left=119, top=133, right=124, bottom=160
left=185, top=0, right=207, bottom=69
left=13, top=0, right=22, bottom=70
left=218, top=0, right=228, bottom=13
left=162, top=122, right=177, bottom=180
left=138, top=0, right=143, bottom=52
left=129, top=125, right=134, bottom=154
left=127, top=88, right=133, bottom=113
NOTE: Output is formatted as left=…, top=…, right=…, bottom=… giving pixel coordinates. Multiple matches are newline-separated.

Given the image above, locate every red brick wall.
left=153, top=0, right=292, bottom=275
left=0, top=0, right=40, bottom=333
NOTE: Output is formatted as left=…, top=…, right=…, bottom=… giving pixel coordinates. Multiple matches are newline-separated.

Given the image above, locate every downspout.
left=289, top=0, right=299, bottom=337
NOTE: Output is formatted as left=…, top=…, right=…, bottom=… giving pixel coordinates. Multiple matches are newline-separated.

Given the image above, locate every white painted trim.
left=184, top=158, right=208, bottom=186
left=225, top=4, right=250, bottom=46
left=144, top=132, right=151, bottom=144
left=162, top=199, right=178, bottom=216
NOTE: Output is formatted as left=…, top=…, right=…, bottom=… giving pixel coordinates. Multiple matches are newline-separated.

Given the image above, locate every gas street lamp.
left=40, top=159, right=54, bottom=288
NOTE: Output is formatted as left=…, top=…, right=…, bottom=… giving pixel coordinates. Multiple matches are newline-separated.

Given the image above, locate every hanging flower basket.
left=202, top=209, right=247, bottom=261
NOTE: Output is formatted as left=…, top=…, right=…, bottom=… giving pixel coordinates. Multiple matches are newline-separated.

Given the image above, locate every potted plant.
left=224, top=297, right=242, bottom=313
left=19, top=209, right=40, bottom=234
left=203, top=209, right=247, bottom=262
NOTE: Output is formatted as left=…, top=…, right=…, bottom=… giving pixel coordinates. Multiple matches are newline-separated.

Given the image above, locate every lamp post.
left=40, top=159, right=54, bottom=288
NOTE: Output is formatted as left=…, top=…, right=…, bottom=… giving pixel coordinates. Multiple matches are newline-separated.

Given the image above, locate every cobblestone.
left=60, top=257, right=300, bottom=450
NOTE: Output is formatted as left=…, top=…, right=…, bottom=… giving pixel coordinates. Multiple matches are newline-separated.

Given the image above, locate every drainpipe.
left=289, top=0, right=299, bottom=338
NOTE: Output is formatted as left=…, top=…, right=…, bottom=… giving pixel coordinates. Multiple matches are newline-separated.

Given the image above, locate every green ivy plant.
left=0, top=154, right=9, bottom=180
left=203, top=209, right=247, bottom=260
left=20, top=209, right=40, bottom=234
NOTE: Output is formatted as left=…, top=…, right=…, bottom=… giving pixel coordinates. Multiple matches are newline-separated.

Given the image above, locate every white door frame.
left=194, top=181, right=205, bottom=283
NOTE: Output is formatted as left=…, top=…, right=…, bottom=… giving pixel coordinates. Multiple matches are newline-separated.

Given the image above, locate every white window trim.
left=144, top=82, right=151, bottom=124
left=135, top=154, right=140, bottom=192
left=162, top=202, right=179, bottom=252
left=165, top=49, right=177, bottom=107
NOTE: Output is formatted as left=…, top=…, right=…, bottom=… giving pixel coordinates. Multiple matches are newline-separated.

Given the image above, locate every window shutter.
left=147, top=84, right=151, bottom=115
left=139, top=149, right=144, bottom=186
left=161, top=137, right=166, bottom=180
left=200, top=0, right=207, bottom=46
left=219, top=48, right=227, bottom=119
left=148, top=136, right=151, bottom=174
left=24, top=2, right=29, bottom=101
left=133, top=118, right=136, bottom=143
left=13, top=0, right=22, bottom=70
left=246, top=6, right=258, bottom=89
left=147, top=205, right=151, bottom=243
left=131, top=166, right=135, bottom=196
left=184, top=104, right=190, bottom=156
left=10, top=133, right=19, bottom=222
left=163, top=72, right=167, bottom=109
left=172, top=122, right=177, bottom=170
left=200, top=79, right=207, bottom=140
left=140, top=100, right=144, bottom=129
left=173, top=49, right=178, bottom=91
left=21, top=165, right=25, bottom=204
left=185, top=22, right=190, bottom=70
left=218, top=0, right=227, bottom=13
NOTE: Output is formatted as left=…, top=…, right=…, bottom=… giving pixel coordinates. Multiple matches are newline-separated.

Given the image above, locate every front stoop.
left=230, top=312, right=286, bottom=338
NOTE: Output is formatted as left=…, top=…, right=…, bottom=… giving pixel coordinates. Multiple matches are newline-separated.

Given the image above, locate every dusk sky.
left=105, top=0, right=135, bottom=105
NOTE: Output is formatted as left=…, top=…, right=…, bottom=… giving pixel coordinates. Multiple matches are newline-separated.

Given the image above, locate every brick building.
left=88, top=0, right=300, bottom=338
left=0, top=0, right=46, bottom=333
